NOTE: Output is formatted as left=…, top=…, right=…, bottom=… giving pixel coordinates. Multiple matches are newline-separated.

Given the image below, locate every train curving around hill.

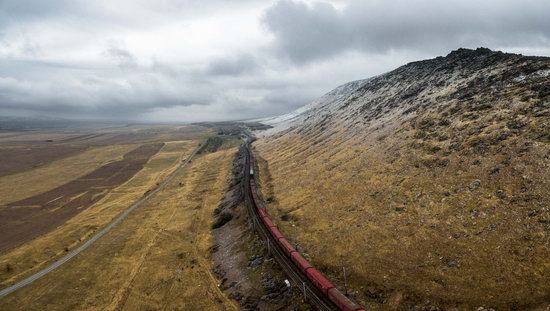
left=245, top=141, right=364, bottom=311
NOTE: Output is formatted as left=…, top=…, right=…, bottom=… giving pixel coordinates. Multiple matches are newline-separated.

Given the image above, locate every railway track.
left=242, top=140, right=339, bottom=311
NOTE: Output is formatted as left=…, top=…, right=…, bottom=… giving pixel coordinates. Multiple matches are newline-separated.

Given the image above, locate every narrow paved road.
left=0, top=143, right=203, bottom=298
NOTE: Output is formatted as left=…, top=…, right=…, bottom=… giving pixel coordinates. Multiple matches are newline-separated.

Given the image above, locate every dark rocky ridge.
left=292, top=48, right=549, bottom=135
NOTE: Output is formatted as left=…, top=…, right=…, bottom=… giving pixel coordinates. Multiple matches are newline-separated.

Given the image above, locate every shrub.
left=212, top=212, right=233, bottom=229
left=413, top=130, right=428, bottom=139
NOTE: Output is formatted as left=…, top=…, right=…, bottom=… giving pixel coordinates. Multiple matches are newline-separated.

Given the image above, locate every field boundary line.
left=0, top=142, right=204, bottom=299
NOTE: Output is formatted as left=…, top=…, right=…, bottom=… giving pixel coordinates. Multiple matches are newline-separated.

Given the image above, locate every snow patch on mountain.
left=255, top=78, right=371, bottom=135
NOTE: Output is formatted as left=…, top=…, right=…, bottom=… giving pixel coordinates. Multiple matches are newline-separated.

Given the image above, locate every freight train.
left=247, top=149, right=364, bottom=311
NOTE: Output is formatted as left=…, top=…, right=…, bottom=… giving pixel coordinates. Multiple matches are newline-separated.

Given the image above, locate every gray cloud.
left=205, top=54, right=259, bottom=76
left=0, top=0, right=266, bottom=29
left=263, top=0, right=550, bottom=63
left=263, top=1, right=349, bottom=63
left=0, top=0, right=76, bottom=27
left=102, top=42, right=138, bottom=70
left=0, top=0, right=549, bottom=122
left=0, top=58, right=213, bottom=120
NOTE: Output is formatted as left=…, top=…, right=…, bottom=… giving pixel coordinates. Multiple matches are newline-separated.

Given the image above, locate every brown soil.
left=0, top=146, right=237, bottom=311
left=212, top=147, right=304, bottom=311
left=0, top=144, right=86, bottom=177
left=0, top=143, right=163, bottom=252
left=0, top=124, right=212, bottom=146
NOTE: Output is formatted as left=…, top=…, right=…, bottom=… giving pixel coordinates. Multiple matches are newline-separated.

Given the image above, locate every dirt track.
left=0, top=145, right=238, bottom=311
left=0, top=143, right=163, bottom=252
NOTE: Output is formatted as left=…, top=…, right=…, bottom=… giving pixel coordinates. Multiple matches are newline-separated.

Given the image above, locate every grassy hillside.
left=254, top=48, right=550, bottom=310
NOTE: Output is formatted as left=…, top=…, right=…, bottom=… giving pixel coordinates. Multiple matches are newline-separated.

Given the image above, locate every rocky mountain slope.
left=253, top=48, right=550, bottom=310
left=257, top=78, right=371, bottom=127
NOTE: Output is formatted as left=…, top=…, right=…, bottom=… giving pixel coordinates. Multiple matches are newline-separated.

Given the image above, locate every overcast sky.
left=1, top=0, right=549, bottom=122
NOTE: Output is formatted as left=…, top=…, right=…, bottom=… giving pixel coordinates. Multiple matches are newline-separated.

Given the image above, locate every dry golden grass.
left=0, top=140, right=196, bottom=287
left=0, top=131, right=81, bottom=143
left=254, top=122, right=550, bottom=310
left=0, top=144, right=136, bottom=206
left=117, top=149, right=238, bottom=311
left=0, top=147, right=238, bottom=311
left=0, top=125, right=212, bottom=145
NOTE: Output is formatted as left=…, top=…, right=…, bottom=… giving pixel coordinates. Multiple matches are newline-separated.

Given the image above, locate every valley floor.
left=0, top=125, right=252, bottom=310
left=0, top=145, right=239, bottom=310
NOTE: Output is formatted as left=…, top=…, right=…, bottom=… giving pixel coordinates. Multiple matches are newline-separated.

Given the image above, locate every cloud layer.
left=1, top=0, right=549, bottom=122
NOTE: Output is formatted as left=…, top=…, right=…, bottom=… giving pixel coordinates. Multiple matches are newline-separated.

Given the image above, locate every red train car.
left=328, top=288, right=364, bottom=311
left=250, top=181, right=257, bottom=195
left=277, top=237, right=296, bottom=257
left=306, top=268, right=334, bottom=295
left=261, top=215, right=277, bottom=229
left=250, top=180, right=260, bottom=206
left=252, top=192, right=260, bottom=207
left=291, top=252, right=312, bottom=274
left=247, top=147, right=365, bottom=311
left=252, top=192, right=264, bottom=210
left=254, top=198, right=264, bottom=210
left=257, top=207, right=268, bottom=219
left=268, top=226, right=284, bottom=240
